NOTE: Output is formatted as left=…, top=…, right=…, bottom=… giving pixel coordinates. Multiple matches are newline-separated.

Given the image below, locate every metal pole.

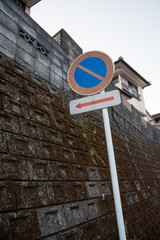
left=102, top=107, right=127, bottom=240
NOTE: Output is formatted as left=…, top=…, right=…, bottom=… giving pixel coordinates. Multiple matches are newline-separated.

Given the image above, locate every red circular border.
left=68, top=51, right=114, bottom=95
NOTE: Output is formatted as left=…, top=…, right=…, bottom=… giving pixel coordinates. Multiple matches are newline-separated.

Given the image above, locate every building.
left=150, top=113, right=160, bottom=129
left=0, top=0, right=160, bottom=239
left=13, top=0, right=41, bottom=15
left=113, top=57, right=151, bottom=122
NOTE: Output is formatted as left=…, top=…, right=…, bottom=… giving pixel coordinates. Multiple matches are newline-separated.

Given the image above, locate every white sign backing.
left=70, top=90, right=121, bottom=115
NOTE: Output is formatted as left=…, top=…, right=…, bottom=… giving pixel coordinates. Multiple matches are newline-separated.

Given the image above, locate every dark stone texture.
left=0, top=0, right=160, bottom=239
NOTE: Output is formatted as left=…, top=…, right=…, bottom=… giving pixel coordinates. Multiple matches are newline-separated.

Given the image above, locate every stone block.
left=51, top=55, right=62, bottom=68
left=51, top=63, right=63, bottom=78
left=15, top=56, right=35, bottom=74
left=6, top=133, right=39, bottom=158
left=64, top=201, right=88, bottom=226
left=54, top=162, right=74, bottom=180
left=27, top=159, right=56, bottom=180
left=98, top=214, right=116, bottom=238
left=52, top=105, right=68, bottom=121
left=76, top=137, right=88, bottom=151
left=98, top=181, right=111, bottom=196
left=0, top=154, right=29, bottom=180
left=29, top=106, right=50, bottom=126
left=73, top=150, right=91, bottom=165
left=42, top=235, right=57, bottom=240
left=98, top=167, right=110, bottom=180
left=62, top=72, right=67, bottom=81
left=35, top=60, right=50, bottom=78
left=69, top=164, right=87, bottom=181
left=0, top=77, right=18, bottom=98
left=0, top=93, right=3, bottom=110
left=61, top=147, right=74, bottom=163
left=69, top=182, right=88, bottom=201
left=17, top=47, right=35, bottom=66
left=19, top=118, right=44, bottom=139
left=0, top=209, right=40, bottom=240
left=16, top=181, right=47, bottom=208
left=62, top=63, right=68, bottom=74
left=3, top=95, right=30, bottom=119
left=56, top=227, right=82, bottom=240
left=67, top=124, right=82, bottom=137
left=53, top=73, right=63, bottom=86
left=0, top=65, right=23, bottom=88
left=51, top=115, right=68, bottom=132
left=0, top=33, right=16, bottom=55
left=0, top=130, right=8, bottom=153
left=0, top=110, right=20, bottom=133
left=84, top=199, right=100, bottom=220
left=0, top=22, right=17, bottom=43
left=0, top=45, right=15, bottom=59
left=23, top=79, right=39, bottom=94
left=11, top=61, right=30, bottom=79
left=80, top=219, right=102, bottom=240
left=19, top=19, right=37, bottom=39
left=43, top=126, right=63, bottom=145
left=62, top=133, right=78, bottom=148
left=17, top=88, right=31, bottom=105
left=0, top=181, right=17, bottom=212
left=87, top=166, right=101, bottom=180
left=45, top=181, right=69, bottom=205
left=36, top=205, right=67, bottom=237
left=39, top=141, right=62, bottom=160
left=85, top=181, right=100, bottom=198
left=37, top=51, right=50, bottom=67
left=63, top=80, right=71, bottom=91
left=125, top=191, right=140, bottom=206
left=17, top=37, right=36, bottom=57
left=51, top=48, right=65, bottom=62
left=0, top=1, right=19, bottom=23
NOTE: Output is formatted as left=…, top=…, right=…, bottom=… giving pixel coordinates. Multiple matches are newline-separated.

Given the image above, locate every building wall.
left=114, top=74, right=147, bottom=117
left=0, top=0, right=82, bottom=91
left=1, top=0, right=160, bottom=239
left=114, top=74, right=122, bottom=89
left=128, top=86, right=147, bottom=118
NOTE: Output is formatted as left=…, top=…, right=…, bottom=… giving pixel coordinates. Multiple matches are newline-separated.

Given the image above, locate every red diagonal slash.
left=76, top=96, right=114, bottom=109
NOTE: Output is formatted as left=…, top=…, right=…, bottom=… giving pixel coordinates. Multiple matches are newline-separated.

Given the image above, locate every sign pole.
left=102, top=107, right=127, bottom=240
left=68, top=50, right=126, bottom=239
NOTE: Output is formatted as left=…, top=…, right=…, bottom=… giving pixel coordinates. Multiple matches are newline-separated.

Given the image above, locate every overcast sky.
left=31, top=0, right=160, bottom=115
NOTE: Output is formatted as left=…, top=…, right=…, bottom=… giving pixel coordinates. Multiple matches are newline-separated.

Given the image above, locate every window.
left=112, top=77, right=119, bottom=84
left=122, top=77, right=129, bottom=91
left=121, top=77, right=140, bottom=100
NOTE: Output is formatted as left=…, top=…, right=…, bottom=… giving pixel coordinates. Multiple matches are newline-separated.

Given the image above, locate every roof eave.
left=114, top=58, right=151, bottom=88
left=22, top=0, right=41, bottom=8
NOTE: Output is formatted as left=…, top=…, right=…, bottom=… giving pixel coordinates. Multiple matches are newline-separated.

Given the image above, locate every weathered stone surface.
left=0, top=0, right=160, bottom=239
left=0, top=52, right=160, bottom=239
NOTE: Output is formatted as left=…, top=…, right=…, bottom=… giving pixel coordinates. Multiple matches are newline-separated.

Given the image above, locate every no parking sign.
left=68, top=51, right=126, bottom=240
left=68, top=51, right=114, bottom=95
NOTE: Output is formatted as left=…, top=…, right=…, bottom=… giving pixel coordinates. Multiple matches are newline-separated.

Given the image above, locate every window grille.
left=14, top=0, right=25, bottom=10
left=19, top=28, right=49, bottom=57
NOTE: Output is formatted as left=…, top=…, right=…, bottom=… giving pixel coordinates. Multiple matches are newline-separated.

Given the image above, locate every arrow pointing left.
left=76, top=96, right=114, bottom=109
left=70, top=90, right=121, bottom=115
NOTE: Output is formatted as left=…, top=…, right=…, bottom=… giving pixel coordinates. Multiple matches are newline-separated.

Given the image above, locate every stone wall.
left=1, top=51, right=160, bottom=240
left=0, top=0, right=82, bottom=91
left=0, top=0, right=160, bottom=239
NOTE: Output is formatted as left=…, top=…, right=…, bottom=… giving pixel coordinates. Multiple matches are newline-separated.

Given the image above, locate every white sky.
left=31, top=0, right=160, bottom=115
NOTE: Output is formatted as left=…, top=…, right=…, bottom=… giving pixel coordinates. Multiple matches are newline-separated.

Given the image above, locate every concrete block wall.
left=0, top=0, right=160, bottom=239
left=0, top=0, right=82, bottom=91
left=1, top=51, right=160, bottom=239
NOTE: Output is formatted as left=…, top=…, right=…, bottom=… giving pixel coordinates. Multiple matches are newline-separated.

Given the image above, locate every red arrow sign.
left=76, top=96, right=114, bottom=109
left=70, top=90, right=121, bottom=115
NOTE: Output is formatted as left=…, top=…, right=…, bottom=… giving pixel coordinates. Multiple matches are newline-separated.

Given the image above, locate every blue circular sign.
left=68, top=51, right=114, bottom=95
left=75, top=57, right=107, bottom=88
